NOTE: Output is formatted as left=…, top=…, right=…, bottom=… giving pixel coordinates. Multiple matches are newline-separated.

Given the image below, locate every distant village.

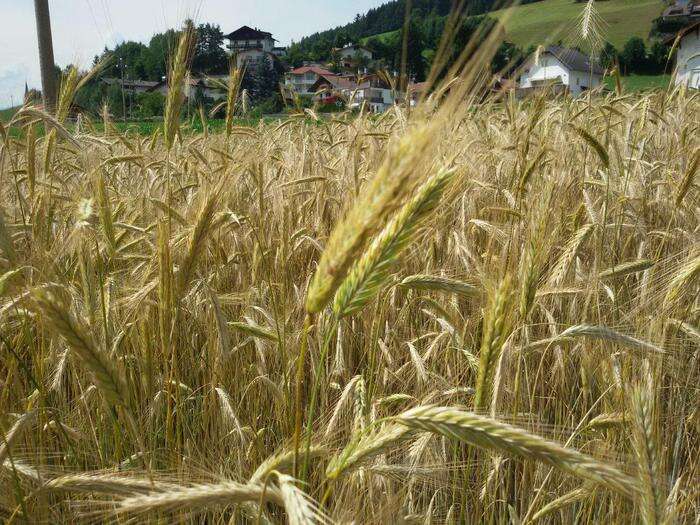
left=100, top=11, right=699, bottom=116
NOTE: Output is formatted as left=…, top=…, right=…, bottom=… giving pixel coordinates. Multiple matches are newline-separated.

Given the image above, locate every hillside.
left=364, top=0, right=665, bottom=51
left=491, top=0, right=665, bottom=50
left=0, top=106, right=19, bottom=122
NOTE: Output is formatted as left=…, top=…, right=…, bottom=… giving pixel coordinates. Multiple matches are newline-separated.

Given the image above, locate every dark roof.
left=102, top=78, right=160, bottom=89
left=225, top=25, right=275, bottom=41
left=542, top=46, right=604, bottom=75
left=663, top=0, right=700, bottom=18
left=663, top=21, right=700, bottom=43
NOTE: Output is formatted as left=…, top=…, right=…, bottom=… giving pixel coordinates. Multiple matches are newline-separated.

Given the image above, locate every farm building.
left=333, top=44, right=374, bottom=68
left=284, top=65, right=337, bottom=95
left=667, top=22, right=700, bottom=89
left=518, top=46, right=604, bottom=97
left=225, top=26, right=285, bottom=70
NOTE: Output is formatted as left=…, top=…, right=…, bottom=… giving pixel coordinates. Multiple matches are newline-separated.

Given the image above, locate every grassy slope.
left=365, top=0, right=665, bottom=50
left=604, top=74, right=671, bottom=91
left=491, top=0, right=664, bottom=50
left=0, top=106, right=19, bottom=122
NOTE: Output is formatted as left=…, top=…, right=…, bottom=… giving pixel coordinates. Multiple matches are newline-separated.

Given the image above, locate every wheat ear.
left=475, top=277, right=513, bottom=411
left=45, top=473, right=173, bottom=496
left=0, top=411, right=37, bottom=465
left=396, top=406, right=639, bottom=499
left=398, top=274, right=479, bottom=298
left=31, top=289, right=128, bottom=409
left=326, top=422, right=414, bottom=479
left=306, top=123, right=435, bottom=313
left=630, top=383, right=665, bottom=525
left=111, top=481, right=282, bottom=515
left=164, top=21, right=195, bottom=149
left=276, top=473, right=332, bottom=525
left=332, top=167, right=454, bottom=318
left=528, top=484, right=594, bottom=523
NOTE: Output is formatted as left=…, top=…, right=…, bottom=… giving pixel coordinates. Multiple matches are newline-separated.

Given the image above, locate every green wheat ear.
left=332, top=167, right=455, bottom=318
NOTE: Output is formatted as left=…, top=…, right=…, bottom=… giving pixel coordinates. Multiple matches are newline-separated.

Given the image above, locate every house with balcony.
left=284, top=65, right=336, bottom=95
left=518, top=46, right=604, bottom=97
left=225, top=26, right=285, bottom=70
left=333, top=44, right=374, bottom=69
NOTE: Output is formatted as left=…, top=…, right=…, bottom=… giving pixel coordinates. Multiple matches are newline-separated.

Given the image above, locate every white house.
left=344, top=76, right=399, bottom=113
left=285, top=65, right=337, bottom=95
left=101, top=78, right=160, bottom=94
left=519, top=46, right=604, bottom=97
left=669, top=22, right=700, bottom=89
left=225, top=26, right=282, bottom=70
left=334, top=44, right=373, bottom=68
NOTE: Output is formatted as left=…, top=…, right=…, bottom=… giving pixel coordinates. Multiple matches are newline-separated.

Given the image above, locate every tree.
left=648, top=40, right=670, bottom=75
left=192, top=23, right=228, bottom=75
left=600, top=41, right=618, bottom=70
left=136, top=91, right=165, bottom=118
left=242, top=55, right=280, bottom=105
left=105, top=83, right=124, bottom=117
left=620, top=37, right=647, bottom=75
left=400, top=18, right=426, bottom=82
left=142, top=30, right=178, bottom=81
left=108, top=41, right=148, bottom=79
left=286, top=43, right=306, bottom=68
left=492, top=41, right=521, bottom=73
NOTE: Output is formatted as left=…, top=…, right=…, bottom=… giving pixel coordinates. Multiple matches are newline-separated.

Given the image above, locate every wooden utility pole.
left=33, top=0, right=57, bottom=111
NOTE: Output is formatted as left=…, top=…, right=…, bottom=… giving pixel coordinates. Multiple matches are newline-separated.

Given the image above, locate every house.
left=408, top=81, right=428, bottom=106
left=225, top=25, right=276, bottom=53
left=294, top=70, right=399, bottom=113
left=518, top=46, right=604, bottom=97
left=666, top=21, right=700, bottom=88
left=285, top=65, right=336, bottom=95
left=146, top=76, right=228, bottom=102
left=333, top=44, right=373, bottom=68
left=101, top=78, right=161, bottom=94
left=225, top=26, right=285, bottom=70
left=345, top=75, right=399, bottom=113
left=663, top=0, right=700, bottom=21
left=309, top=74, right=358, bottom=105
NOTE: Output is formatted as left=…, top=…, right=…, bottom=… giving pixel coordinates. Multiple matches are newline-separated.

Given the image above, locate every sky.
left=0, top=0, right=387, bottom=109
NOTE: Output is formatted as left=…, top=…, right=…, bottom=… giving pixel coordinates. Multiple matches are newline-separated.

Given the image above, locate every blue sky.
left=0, top=0, right=387, bottom=109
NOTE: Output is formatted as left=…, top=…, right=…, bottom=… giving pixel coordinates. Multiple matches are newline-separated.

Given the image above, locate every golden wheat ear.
left=164, top=21, right=196, bottom=150
left=395, top=406, right=640, bottom=499
left=332, top=167, right=456, bottom=318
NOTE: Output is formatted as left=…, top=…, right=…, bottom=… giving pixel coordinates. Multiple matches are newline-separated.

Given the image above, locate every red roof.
left=312, top=74, right=358, bottom=90
left=408, top=81, right=429, bottom=93
left=289, top=66, right=335, bottom=76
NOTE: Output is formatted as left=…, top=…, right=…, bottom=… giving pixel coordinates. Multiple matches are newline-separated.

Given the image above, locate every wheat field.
left=1, top=24, right=699, bottom=523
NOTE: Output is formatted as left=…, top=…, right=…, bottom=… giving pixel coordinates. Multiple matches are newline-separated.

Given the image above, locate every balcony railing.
left=228, top=43, right=263, bottom=51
